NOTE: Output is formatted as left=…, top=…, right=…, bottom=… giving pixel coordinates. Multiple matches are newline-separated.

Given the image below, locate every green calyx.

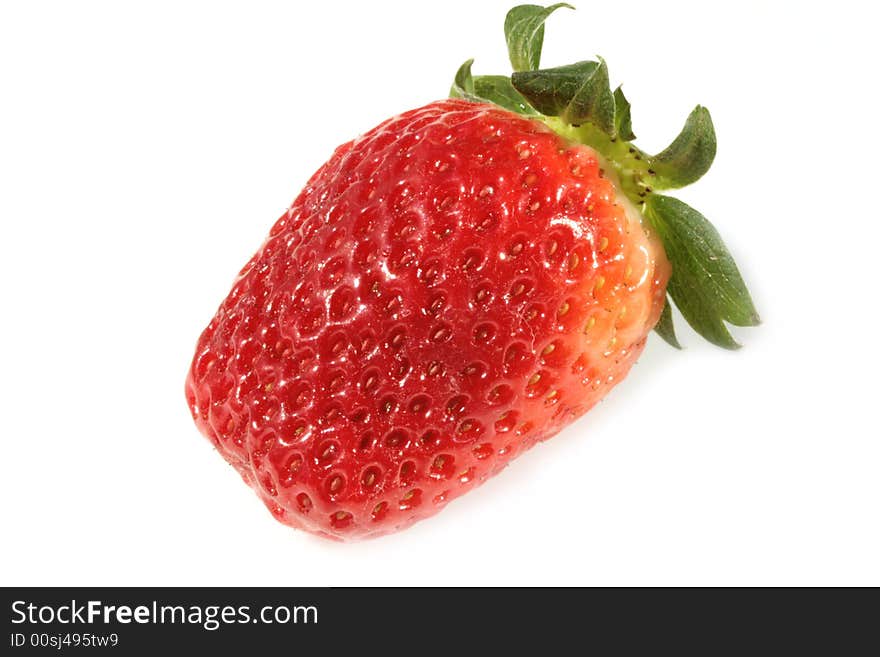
left=450, top=3, right=759, bottom=349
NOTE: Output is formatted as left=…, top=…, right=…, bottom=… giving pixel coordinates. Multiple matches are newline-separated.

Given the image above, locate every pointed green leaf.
left=505, top=3, right=574, bottom=72
left=651, top=106, right=716, bottom=189
left=646, top=194, right=759, bottom=349
left=560, top=56, right=614, bottom=132
left=512, top=61, right=598, bottom=115
left=450, top=58, right=477, bottom=100
left=512, top=59, right=615, bottom=133
left=654, top=297, right=682, bottom=349
left=450, top=61, right=538, bottom=115
left=613, top=85, right=635, bottom=140
left=473, top=76, right=539, bottom=115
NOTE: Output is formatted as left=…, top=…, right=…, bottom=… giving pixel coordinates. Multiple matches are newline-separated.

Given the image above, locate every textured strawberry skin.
left=185, top=99, right=669, bottom=540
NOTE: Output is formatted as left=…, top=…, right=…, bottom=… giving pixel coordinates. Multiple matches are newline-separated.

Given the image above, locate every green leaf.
left=651, top=106, right=716, bottom=189
left=562, top=57, right=615, bottom=132
left=613, top=85, right=635, bottom=141
left=654, top=297, right=682, bottom=349
left=450, top=58, right=477, bottom=100
left=505, top=3, right=574, bottom=72
left=512, top=61, right=597, bottom=115
left=646, top=194, right=759, bottom=349
left=450, top=61, right=538, bottom=116
left=511, top=59, right=615, bottom=134
left=473, top=76, right=538, bottom=115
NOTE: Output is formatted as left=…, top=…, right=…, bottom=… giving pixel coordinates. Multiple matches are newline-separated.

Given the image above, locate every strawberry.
left=185, top=4, right=757, bottom=540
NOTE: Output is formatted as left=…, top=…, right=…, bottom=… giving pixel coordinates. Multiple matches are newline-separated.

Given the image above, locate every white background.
left=2, top=0, right=878, bottom=586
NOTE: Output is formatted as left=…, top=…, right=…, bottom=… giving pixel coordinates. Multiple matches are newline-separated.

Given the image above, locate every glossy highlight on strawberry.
left=185, top=4, right=757, bottom=540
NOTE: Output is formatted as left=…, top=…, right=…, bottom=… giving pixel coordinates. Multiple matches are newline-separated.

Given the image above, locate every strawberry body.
left=186, top=99, right=669, bottom=539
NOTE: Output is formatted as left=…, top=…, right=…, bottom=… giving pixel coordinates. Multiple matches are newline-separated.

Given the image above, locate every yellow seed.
left=541, top=343, right=556, bottom=356
left=584, top=316, right=596, bottom=333
left=593, top=276, right=606, bottom=295
left=528, top=373, right=542, bottom=386
left=568, top=253, right=580, bottom=271
left=558, top=301, right=570, bottom=317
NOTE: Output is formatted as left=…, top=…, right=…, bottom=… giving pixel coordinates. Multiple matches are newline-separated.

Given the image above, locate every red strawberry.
left=185, top=4, right=757, bottom=540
